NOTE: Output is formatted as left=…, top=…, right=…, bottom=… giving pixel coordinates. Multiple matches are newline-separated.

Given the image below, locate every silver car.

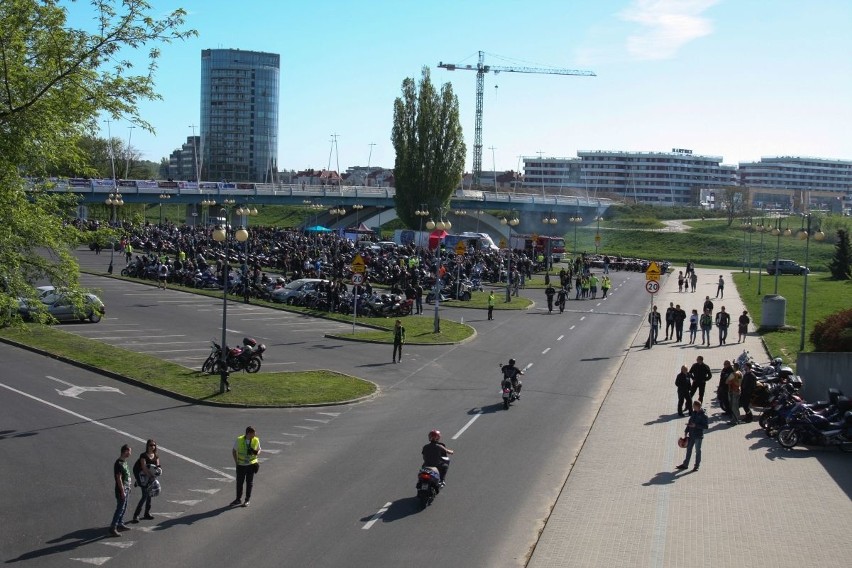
left=19, top=286, right=105, bottom=323
left=270, top=278, right=327, bottom=305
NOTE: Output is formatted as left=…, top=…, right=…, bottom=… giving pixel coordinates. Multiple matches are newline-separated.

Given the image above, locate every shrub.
left=810, top=308, right=852, bottom=352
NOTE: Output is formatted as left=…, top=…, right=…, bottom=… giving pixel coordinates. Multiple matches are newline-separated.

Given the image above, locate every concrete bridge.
left=49, top=179, right=613, bottom=235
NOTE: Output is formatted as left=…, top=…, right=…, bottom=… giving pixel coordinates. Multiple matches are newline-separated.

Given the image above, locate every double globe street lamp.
left=501, top=213, right=520, bottom=302
left=212, top=219, right=249, bottom=394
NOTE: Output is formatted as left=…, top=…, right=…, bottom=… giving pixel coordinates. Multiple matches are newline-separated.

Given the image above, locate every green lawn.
left=733, top=272, right=852, bottom=364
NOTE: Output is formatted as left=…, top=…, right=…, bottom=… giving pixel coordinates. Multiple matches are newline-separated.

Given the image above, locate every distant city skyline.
left=67, top=0, right=851, bottom=171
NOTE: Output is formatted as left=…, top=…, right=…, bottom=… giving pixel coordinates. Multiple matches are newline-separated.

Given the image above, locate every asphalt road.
left=1, top=250, right=654, bottom=567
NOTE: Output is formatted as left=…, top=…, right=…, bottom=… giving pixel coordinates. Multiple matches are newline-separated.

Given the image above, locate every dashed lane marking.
left=542, top=348, right=551, bottom=355
left=362, top=502, right=392, bottom=530
left=452, top=412, right=482, bottom=440
left=557, top=335, right=564, bottom=341
left=70, top=556, right=111, bottom=565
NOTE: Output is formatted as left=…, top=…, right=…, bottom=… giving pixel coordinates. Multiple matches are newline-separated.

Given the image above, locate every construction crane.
left=438, top=51, right=595, bottom=189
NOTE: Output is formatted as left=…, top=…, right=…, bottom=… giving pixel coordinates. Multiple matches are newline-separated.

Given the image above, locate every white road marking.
left=170, top=500, right=203, bottom=506
left=524, top=363, right=533, bottom=371
left=99, top=541, right=134, bottom=548
left=317, top=412, right=341, bottom=417
left=262, top=449, right=282, bottom=454
left=294, top=425, right=317, bottom=431
left=597, top=302, right=602, bottom=307
left=304, top=418, right=330, bottom=424
left=542, top=348, right=551, bottom=355
left=570, top=325, right=576, bottom=330
left=580, top=316, right=586, bottom=321
left=362, top=502, right=392, bottom=530
left=452, top=412, right=482, bottom=440
left=70, top=557, right=111, bottom=565
left=557, top=335, right=564, bottom=341
left=0, top=382, right=234, bottom=479
left=267, top=440, right=293, bottom=445
left=189, top=488, right=222, bottom=494
left=281, top=432, right=306, bottom=437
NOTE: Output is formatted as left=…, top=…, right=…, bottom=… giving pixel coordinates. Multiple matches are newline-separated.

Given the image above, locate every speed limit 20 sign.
left=645, top=280, right=659, bottom=294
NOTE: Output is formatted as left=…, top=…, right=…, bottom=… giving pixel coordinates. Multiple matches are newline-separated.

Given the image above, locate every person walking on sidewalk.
left=673, top=304, right=687, bottom=342
left=690, top=270, right=698, bottom=292
left=664, top=302, right=676, bottom=341
left=699, top=309, right=713, bottom=346
left=392, top=319, right=406, bottom=363
left=231, top=426, right=261, bottom=507
left=715, top=306, right=731, bottom=345
left=738, top=310, right=750, bottom=343
left=109, top=444, right=133, bottom=537
left=716, top=274, right=725, bottom=298
left=675, top=365, right=692, bottom=416
left=676, top=401, right=709, bottom=472
left=487, top=291, right=495, bottom=320
left=545, top=284, right=555, bottom=313
left=688, top=355, right=713, bottom=403
left=688, top=309, right=699, bottom=344
left=647, top=305, right=661, bottom=346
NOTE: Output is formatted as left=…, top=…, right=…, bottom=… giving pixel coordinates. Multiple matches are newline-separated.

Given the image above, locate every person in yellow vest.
left=231, top=426, right=261, bottom=507
left=487, top=291, right=495, bottom=320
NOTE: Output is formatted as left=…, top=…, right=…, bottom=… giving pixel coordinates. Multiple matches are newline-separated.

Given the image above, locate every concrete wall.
left=797, top=352, right=852, bottom=401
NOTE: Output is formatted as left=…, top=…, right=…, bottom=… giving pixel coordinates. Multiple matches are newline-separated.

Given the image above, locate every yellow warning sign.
left=351, top=253, right=366, bottom=273
left=645, top=261, right=661, bottom=281
left=455, top=241, right=466, bottom=255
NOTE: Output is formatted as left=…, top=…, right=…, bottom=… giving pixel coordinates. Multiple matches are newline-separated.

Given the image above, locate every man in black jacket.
left=715, top=306, right=731, bottom=346
left=688, top=355, right=713, bottom=403
left=673, top=304, right=687, bottom=342
left=664, top=302, right=676, bottom=341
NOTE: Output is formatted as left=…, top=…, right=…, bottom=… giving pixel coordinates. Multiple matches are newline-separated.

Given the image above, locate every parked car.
left=270, top=278, right=327, bottom=305
left=19, top=286, right=105, bottom=323
left=766, top=259, right=809, bottom=275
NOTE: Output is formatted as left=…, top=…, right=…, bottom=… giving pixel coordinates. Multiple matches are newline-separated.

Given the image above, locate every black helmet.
left=508, top=358, right=516, bottom=366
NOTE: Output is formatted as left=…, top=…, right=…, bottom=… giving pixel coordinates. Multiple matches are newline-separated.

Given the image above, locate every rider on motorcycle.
left=422, top=430, right=454, bottom=484
left=501, top=359, right=525, bottom=398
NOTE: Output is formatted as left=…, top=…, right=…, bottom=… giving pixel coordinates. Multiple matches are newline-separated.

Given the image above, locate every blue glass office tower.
left=200, top=49, right=279, bottom=183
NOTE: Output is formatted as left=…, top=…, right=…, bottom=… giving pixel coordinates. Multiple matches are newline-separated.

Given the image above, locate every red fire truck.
left=509, top=234, right=566, bottom=262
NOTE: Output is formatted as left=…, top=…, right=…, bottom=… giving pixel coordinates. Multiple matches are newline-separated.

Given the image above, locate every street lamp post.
left=352, top=203, right=364, bottom=228
left=416, top=205, right=430, bottom=254
left=329, top=206, right=346, bottom=277
left=236, top=203, right=258, bottom=303
left=426, top=216, right=442, bottom=332
left=542, top=211, right=558, bottom=270
left=105, top=192, right=124, bottom=225
left=158, top=192, right=172, bottom=225
left=756, top=213, right=767, bottom=294
left=799, top=213, right=825, bottom=351
left=771, top=214, right=792, bottom=295
left=212, top=215, right=248, bottom=394
left=570, top=212, right=583, bottom=260
left=502, top=212, right=520, bottom=302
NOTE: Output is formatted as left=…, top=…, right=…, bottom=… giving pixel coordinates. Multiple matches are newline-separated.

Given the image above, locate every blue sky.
left=76, top=0, right=852, bottom=172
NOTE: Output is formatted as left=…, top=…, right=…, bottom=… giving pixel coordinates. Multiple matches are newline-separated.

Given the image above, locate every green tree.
left=391, top=67, right=466, bottom=228
left=0, top=0, right=195, bottom=323
left=827, top=228, right=851, bottom=280
left=719, top=186, right=750, bottom=226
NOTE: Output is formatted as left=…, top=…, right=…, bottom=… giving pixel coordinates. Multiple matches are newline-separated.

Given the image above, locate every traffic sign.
left=351, top=253, right=366, bottom=273
left=645, top=261, right=661, bottom=281
left=645, top=280, right=660, bottom=294
left=498, top=238, right=508, bottom=249
left=455, top=254, right=465, bottom=263
left=594, top=233, right=601, bottom=245
left=454, top=241, right=466, bottom=255
left=351, top=273, right=364, bottom=285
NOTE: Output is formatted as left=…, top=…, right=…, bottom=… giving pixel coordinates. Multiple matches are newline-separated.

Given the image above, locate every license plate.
left=418, top=483, right=427, bottom=490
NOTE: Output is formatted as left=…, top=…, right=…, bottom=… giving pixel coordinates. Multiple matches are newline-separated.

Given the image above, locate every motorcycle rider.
left=501, top=359, right=524, bottom=399
left=421, top=430, right=454, bottom=485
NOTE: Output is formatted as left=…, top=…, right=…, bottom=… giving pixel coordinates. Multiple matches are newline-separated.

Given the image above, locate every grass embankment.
left=577, top=220, right=837, bottom=269
left=733, top=273, right=851, bottom=365
left=0, top=325, right=375, bottom=406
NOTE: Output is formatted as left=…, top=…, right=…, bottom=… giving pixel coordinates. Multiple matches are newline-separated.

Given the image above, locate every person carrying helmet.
left=421, top=430, right=454, bottom=484
left=501, top=359, right=525, bottom=399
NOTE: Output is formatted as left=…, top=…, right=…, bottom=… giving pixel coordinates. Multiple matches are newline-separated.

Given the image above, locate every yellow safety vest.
left=235, top=435, right=260, bottom=465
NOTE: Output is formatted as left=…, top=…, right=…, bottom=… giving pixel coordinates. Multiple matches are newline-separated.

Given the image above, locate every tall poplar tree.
left=391, top=67, right=466, bottom=229
left=0, top=0, right=195, bottom=323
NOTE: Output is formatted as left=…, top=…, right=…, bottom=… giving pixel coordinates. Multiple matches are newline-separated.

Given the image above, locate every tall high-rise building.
left=200, top=49, right=279, bottom=183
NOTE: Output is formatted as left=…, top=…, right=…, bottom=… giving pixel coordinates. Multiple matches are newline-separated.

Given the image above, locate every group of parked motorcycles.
left=735, top=351, right=852, bottom=452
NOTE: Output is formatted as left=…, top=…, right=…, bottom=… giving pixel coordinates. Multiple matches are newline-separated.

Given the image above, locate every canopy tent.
left=428, top=229, right=449, bottom=250
left=305, top=225, right=332, bottom=232
left=348, top=223, right=374, bottom=233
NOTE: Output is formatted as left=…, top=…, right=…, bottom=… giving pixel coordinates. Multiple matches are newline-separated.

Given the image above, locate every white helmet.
left=147, top=479, right=161, bottom=497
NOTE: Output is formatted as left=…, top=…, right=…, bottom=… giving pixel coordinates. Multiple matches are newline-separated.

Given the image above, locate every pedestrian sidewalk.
left=528, top=267, right=852, bottom=568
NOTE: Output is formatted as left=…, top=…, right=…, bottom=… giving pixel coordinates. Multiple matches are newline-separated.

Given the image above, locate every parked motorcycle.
left=777, top=408, right=852, bottom=452
left=202, top=337, right=266, bottom=374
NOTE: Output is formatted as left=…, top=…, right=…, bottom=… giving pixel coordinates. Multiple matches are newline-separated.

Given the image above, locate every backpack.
left=700, top=314, right=712, bottom=328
